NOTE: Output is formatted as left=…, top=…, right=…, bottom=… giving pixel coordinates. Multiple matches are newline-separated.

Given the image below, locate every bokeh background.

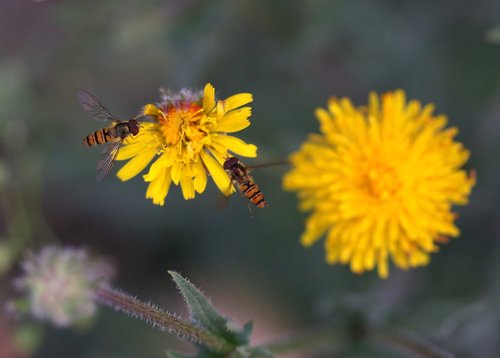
left=1, top=0, right=500, bottom=357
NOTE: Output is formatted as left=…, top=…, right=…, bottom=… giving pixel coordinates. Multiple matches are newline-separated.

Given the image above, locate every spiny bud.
left=15, top=246, right=114, bottom=327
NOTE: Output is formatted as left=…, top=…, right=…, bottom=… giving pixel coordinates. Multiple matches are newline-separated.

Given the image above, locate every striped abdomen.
left=82, top=126, right=116, bottom=147
left=239, top=178, right=267, bottom=208
left=224, top=156, right=267, bottom=209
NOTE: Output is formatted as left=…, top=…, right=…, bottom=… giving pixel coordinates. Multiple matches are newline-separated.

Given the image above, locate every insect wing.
left=77, top=90, right=118, bottom=122
left=234, top=179, right=255, bottom=218
left=222, top=176, right=254, bottom=218
left=96, top=140, right=122, bottom=181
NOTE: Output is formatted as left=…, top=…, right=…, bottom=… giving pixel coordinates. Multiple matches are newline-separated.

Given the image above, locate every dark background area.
left=1, top=0, right=500, bottom=357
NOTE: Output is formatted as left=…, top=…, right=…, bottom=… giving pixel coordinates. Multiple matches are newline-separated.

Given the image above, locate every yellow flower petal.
left=223, top=93, right=253, bottom=112
left=215, top=107, right=251, bottom=133
left=378, top=250, right=389, bottom=279
left=203, top=83, right=215, bottom=112
left=213, top=135, right=257, bottom=158
left=171, top=161, right=183, bottom=185
left=117, top=123, right=161, bottom=160
left=143, top=152, right=169, bottom=181
left=180, top=175, right=195, bottom=200
left=200, top=150, right=233, bottom=196
left=117, top=149, right=156, bottom=181
left=116, top=143, right=147, bottom=161
left=143, top=104, right=160, bottom=116
left=284, top=90, right=474, bottom=278
left=145, top=168, right=172, bottom=206
left=193, top=159, right=207, bottom=193
left=301, top=213, right=330, bottom=247
left=114, top=84, right=256, bottom=205
left=207, top=142, right=230, bottom=165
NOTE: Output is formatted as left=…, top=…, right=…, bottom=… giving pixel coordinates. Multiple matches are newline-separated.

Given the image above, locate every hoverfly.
left=78, top=90, right=142, bottom=181
left=223, top=156, right=268, bottom=211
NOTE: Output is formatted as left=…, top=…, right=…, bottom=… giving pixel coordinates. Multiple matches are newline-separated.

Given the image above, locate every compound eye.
left=223, top=157, right=238, bottom=170
left=129, top=120, right=140, bottom=135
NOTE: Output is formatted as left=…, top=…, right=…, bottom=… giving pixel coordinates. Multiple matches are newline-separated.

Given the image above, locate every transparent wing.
left=224, top=174, right=254, bottom=218
left=218, top=180, right=253, bottom=218
left=96, top=140, right=122, bottom=181
left=234, top=183, right=254, bottom=218
left=77, top=89, right=118, bottom=122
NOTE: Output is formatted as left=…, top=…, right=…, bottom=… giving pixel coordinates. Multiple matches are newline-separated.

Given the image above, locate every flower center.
left=159, top=102, right=206, bottom=150
left=363, top=162, right=401, bottom=201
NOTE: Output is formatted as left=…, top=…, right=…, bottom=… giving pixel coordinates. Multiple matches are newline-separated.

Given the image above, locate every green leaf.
left=168, top=271, right=263, bottom=357
left=229, top=321, right=253, bottom=346
left=169, top=271, right=229, bottom=338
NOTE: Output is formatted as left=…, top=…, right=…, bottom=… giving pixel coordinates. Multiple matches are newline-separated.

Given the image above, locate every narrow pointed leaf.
left=230, top=321, right=253, bottom=346
left=169, top=271, right=229, bottom=338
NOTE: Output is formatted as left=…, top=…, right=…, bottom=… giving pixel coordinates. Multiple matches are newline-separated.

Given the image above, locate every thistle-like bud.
left=15, top=246, right=114, bottom=327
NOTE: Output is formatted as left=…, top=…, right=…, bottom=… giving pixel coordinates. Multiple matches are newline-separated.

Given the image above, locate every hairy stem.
left=94, top=285, right=233, bottom=354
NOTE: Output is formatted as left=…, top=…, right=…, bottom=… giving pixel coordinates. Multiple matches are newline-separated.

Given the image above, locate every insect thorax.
left=115, top=122, right=131, bottom=138
left=232, top=165, right=249, bottom=180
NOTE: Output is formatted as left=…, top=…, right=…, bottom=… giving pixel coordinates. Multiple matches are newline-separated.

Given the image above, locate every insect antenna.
left=249, top=159, right=290, bottom=170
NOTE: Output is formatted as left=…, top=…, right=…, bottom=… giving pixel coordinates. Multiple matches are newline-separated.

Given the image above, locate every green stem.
left=94, top=285, right=233, bottom=354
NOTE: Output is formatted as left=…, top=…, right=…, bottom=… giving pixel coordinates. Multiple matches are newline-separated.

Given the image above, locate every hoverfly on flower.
left=114, top=84, right=259, bottom=206
left=222, top=157, right=288, bottom=215
left=223, top=156, right=267, bottom=210
left=77, top=90, right=146, bottom=181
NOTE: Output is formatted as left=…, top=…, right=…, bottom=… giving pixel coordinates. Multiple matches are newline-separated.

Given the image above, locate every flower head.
left=283, top=90, right=475, bottom=278
left=116, top=83, right=257, bottom=205
left=15, top=246, right=113, bottom=327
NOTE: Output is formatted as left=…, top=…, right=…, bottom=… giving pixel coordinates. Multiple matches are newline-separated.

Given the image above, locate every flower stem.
left=94, top=285, right=233, bottom=354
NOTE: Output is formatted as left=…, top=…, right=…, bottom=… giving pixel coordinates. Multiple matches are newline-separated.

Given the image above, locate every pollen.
left=157, top=102, right=205, bottom=147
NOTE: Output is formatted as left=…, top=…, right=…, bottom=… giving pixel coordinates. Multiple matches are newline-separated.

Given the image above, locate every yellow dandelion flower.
left=116, top=84, right=257, bottom=205
left=283, top=90, right=475, bottom=278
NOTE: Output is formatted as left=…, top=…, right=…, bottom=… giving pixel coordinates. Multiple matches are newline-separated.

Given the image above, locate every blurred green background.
left=1, top=0, right=500, bottom=357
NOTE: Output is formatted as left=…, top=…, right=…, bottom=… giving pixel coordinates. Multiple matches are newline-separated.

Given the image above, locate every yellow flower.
left=283, top=90, right=475, bottom=278
left=116, top=84, right=257, bottom=205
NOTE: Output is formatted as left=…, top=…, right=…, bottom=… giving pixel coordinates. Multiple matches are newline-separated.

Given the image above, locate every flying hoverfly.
left=223, top=156, right=268, bottom=211
left=78, top=90, right=142, bottom=181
